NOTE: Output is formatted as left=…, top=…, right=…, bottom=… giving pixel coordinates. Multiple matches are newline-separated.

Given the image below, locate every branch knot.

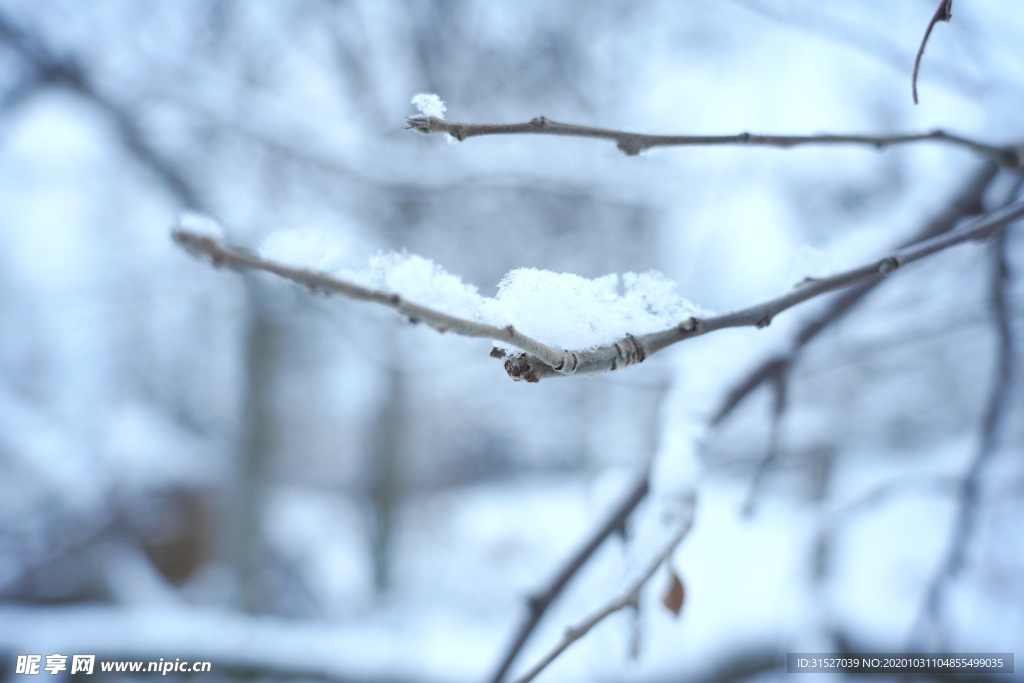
left=878, top=256, right=901, bottom=274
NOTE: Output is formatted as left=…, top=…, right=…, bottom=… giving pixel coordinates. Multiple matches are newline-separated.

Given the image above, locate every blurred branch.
left=176, top=196, right=1024, bottom=383
left=489, top=473, right=651, bottom=683
left=912, top=0, right=954, bottom=105
left=509, top=493, right=696, bottom=683
left=741, top=369, right=789, bottom=517
left=0, top=10, right=202, bottom=209
left=916, top=173, right=1022, bottom=639
left=711, top=162, right=999, bottom=426
left=406, top=115, right=1021, bottom=167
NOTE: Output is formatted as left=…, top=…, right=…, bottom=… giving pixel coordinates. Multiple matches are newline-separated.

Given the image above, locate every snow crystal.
left=411, top=93, right=446, bottom=119
left=177, top=212, right=225, bottom=239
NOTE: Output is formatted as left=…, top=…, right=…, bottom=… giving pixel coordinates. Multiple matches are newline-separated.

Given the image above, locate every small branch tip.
left=404, top=114, right=431, bottom=133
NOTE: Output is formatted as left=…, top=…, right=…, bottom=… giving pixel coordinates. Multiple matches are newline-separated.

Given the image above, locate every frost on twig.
left=173, top=199, right=1024, bottom=383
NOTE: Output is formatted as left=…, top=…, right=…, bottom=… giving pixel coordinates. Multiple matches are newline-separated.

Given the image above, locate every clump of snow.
left=177, top=212, right=225, bottom=239
left=411, top=93, right=446, bottom=119
left=338, top=252, right=706, bottom=350
left=488, top=268, right=704, bottom=351
left=260, top=229, right=354, bottom=273
left=341, top=252, right=488, bottom=322
left=256, top=232, right=706, bottom=350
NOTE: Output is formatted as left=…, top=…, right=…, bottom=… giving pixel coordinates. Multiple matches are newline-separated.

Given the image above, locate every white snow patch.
left=259, top=228, right=354, bottom=272
left=411, top=93, right=446, bottom=119
left=335, top=252, right=707, bottom=350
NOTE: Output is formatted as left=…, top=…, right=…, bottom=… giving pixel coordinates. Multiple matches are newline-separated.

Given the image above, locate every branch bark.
left=406, top=114, right=1020, bottom=167
left=489, top=473, right=650, bottom=683
left=912, top=0, right=954, bottom=105
left=509, top=493, right=697, bottom=683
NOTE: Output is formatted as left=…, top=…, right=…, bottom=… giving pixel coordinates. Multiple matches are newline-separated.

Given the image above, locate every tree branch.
left=171, top=228, right=577, bottom=372
left=489, top=473, right=651, bottom=683
left=912, top=0, right=954, bottom=105
left=710, top=161, right=999, bottom=426
left=175, top=197, right=1024, bottom=384
left=916, top=172, right=1022, bottom=638
left=509, top=198, right=1024, bottom=382
left=406, top=114, right=1020, bottom=167
left=509, top=493, right=697, bottom=683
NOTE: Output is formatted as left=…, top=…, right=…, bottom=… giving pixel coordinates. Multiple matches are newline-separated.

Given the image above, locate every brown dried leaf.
left=662, top=569, right=685, bottom=617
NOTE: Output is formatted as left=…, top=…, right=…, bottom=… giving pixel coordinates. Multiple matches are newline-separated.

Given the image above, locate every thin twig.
left=489, top=473, right=651, bottom=683
left=508, top=198, right=1024, bottom=382
left=912, top=0, right=954, bottom=105
left=509, top=493, right=697, bottom=683
left=175, top=197, right=1024, bottom=384
left=406, top=114, right=1020, bottom=167
left=710, top=162, right=998, bottom=426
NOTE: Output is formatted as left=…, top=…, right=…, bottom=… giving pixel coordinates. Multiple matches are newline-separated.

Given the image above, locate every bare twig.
left=406, top=114, right=1020, bottom=167
left=710, top=162, right=998, bottom=426
left=912, top=0, right=954, bottom=105
left=175, top=197, right=1024, bottom=383
left=508, top=198, right=1024, bottom=381
left=489, top=473, right=651, bottom=683
left=509, top=493, right=697, bottom=683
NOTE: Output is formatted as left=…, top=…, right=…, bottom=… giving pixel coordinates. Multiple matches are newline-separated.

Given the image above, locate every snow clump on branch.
left=410, top=93, right=446, bottom=119
left=259, top=228, right=707, bottom=351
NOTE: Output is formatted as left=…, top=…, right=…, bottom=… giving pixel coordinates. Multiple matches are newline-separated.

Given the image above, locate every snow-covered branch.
left=406, top=114, right=1021, bottom=166
left=175, top=198, right=1024, bottom=384
left=171, top=229, right=578, bottom=372
left=507, top=198, right=1024, bottom=381
left=509, top=493, right=696, bottom=683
